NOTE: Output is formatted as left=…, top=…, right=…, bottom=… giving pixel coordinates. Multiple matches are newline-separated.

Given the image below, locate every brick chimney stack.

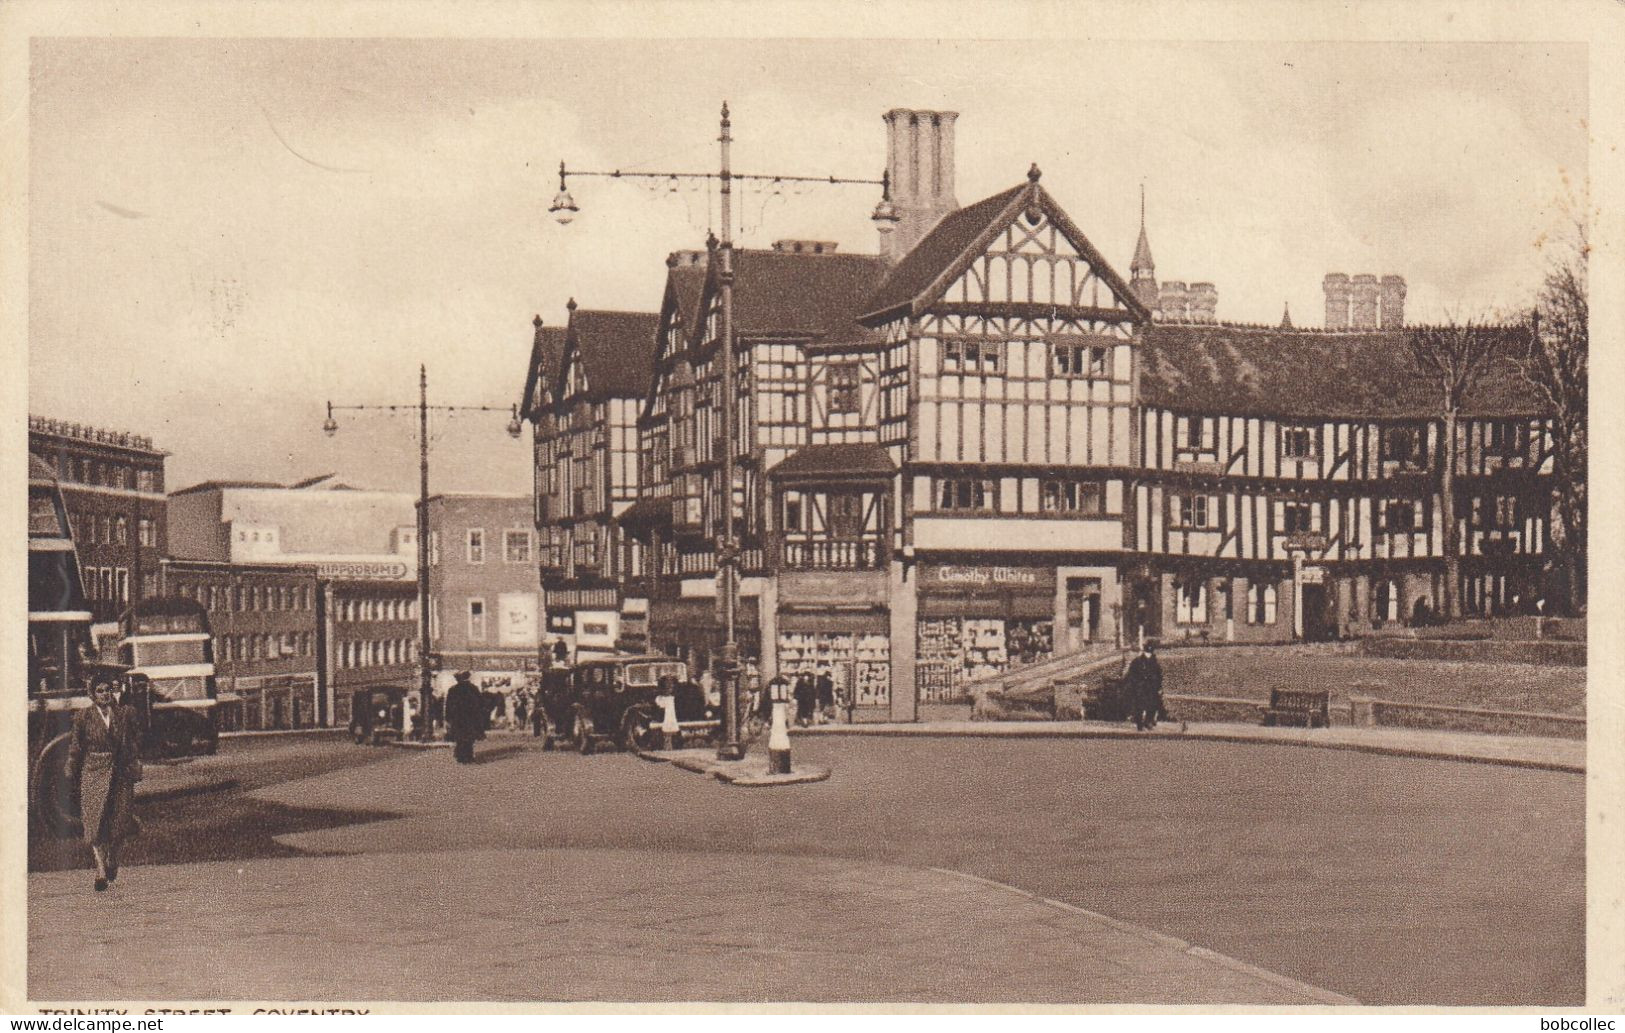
left=1158, top=281, right=1189, bottom=322
left=1380, top=275, right=1407, bottom=329
left=1350, top=274, right=1380, bottom=330
left=881, top=109, right=960, bottom=261
left=1323, top=273, right=1351, bottom=330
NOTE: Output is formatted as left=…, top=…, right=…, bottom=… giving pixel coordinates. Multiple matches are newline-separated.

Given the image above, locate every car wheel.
left=576, top=712, right=595, bottom=755
left=621, top=710, right=655, bottom=752
left=30, top=734, right=77, bottom=837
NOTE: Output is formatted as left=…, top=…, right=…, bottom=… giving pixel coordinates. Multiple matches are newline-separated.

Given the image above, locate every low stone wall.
left=1349, top=696, right=1585, bottom=740
left=1163, top=693, right=1354, bottom=726
left=1360, top=637, right=1585, bottom=667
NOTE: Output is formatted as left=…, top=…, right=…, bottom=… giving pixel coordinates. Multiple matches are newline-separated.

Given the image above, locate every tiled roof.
left=1140, top=323, right=1542, bottom=419
left=519, top=318, right=569, bottom=419
left=769, top=443, right=897, bottom=479
left=861, top=184, right=1027, bottom=321
left=571, top=309, right=659, bottom=400
left=858, top=179, right=1150, bottom=326
left=669, top=262, right=707, bottom=333
left=722, top=249, right=892, bottom=341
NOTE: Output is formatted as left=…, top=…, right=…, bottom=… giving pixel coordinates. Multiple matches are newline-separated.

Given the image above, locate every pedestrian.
left=814, top=666, right=835, bottom=724
left=1124, top=640, right=1164, bottom=732
left=428, top=694, right=444, bottom=737
left=553, top=639, right=570, bottom=666
left=793, top=671, right=816, bottom=728
left=699, top=665, right=718, bottom=708
left=515, top=692, right=529, bottom=729
left=445, top=671, right=484, bottom=764
left=67, top=667, right=143, bottom=891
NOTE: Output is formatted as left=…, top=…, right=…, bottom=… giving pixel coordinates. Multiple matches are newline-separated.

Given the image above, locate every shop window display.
left=915, top=617, right=1055, bottom=701
left=776, top=632, right=890, bottom=711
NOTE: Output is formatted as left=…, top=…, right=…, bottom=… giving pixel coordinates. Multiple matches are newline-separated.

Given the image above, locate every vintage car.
left=535, top=655, right=717, bottom=754
left=349, top=687, right=409, bottom=746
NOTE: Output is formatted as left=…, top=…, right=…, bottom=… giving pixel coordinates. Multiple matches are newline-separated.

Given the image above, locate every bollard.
left=659, top=694, right=681, bottom=751
left=768, top=699, right=792, bottom=774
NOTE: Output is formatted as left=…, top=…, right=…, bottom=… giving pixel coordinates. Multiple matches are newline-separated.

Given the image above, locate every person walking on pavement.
left=445, top=671, right=485, bottom=764
left=1124, top=640, right=1164, bottom=731
left=814, top=666, right=836, bottom=725
left=66, top=668, right=143, bottom=891
left=793, top=671, right=817, bottom=728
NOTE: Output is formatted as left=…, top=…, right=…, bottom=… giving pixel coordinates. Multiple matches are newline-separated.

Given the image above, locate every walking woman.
left=67, top=668, right=142, bottom=891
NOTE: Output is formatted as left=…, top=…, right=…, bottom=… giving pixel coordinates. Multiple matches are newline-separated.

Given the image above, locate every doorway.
left=1301, top=583, right=1335, bottom=642
left=1065, top=577, right=1102, bottom=649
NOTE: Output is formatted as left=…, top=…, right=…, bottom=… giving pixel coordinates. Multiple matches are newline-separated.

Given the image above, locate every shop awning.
left=769, top=443, right=896, bottom=481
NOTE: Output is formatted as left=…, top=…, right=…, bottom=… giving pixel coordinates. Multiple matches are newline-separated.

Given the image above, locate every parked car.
left=349, top=687, right=409, bottom=745
left=535, top=655, right=715, bottom=754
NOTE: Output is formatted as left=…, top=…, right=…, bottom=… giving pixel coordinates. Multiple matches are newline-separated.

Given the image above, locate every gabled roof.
left=860, top=177, right=1152, bottom=326
left=695, top=249, right=891, bottom=345
left=669, top=261, right=707, bottom=332
left=519, top=316, right=569, bottom=420
left=769, top=442, right=897, bottom=479
left=1139, top=323, right=1541, bottom=419
left=568, top=309, right=659, bottom=400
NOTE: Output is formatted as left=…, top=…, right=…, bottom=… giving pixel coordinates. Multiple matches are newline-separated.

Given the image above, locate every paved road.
left=30, top=733, right=1582, bottom=1005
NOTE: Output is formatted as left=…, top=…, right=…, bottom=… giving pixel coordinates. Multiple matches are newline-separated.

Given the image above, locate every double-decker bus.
left=28, top=455, right=98, bottom=831
left=117, top=597, right=220, bottom=755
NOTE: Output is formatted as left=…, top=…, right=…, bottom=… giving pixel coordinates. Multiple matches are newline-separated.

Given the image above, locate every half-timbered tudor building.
left=1133, top=318, right=1546, bottom=645
left=526, top=106, right=1553, bottom=721
left=528, top=302, right=658, bottom=655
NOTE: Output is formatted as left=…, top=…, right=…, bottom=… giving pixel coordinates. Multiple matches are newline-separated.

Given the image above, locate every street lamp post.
left=324, top=364, right=522, bottom=741
left=551, top=101, right=895, bottom=761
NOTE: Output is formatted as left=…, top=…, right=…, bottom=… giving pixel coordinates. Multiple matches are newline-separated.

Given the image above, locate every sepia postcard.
left=2, top=0, right=1620, bottom=1016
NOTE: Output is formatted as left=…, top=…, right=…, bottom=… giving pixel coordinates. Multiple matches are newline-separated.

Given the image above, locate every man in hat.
left=445, top=670, right=484, bottom=764
left=1124, top=640, right=1164, bottom=732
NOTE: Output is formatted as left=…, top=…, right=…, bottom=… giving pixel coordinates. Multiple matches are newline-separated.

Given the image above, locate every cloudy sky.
left=28, top=37, right=1587, bottom=496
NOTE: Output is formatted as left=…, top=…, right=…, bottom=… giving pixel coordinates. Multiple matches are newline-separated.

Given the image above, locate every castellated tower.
left=1323, top=273, right=1351, bottom=330
left=880, top=109, right=960, bottom=262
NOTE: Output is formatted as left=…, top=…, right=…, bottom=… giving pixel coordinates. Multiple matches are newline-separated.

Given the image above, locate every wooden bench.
left=1260, top=687, right=1331, bottom=728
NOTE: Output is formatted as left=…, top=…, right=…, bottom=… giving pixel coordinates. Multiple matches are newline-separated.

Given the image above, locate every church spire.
left=1130, top=184, right=1159, bottom=312
left=1280, top=300, right=1294, bottom=329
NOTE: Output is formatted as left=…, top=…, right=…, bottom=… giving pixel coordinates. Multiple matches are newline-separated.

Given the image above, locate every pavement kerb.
left=931, top=867, right=1360, bottom=1007
left=795, top=722, right=1583, bottom=775
left=641, top=746, right=832, bottom=786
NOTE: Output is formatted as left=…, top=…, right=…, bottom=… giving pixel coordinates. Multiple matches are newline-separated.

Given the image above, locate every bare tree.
left=1403, top=321, right=1516, bottom=620
left=1521, top=233, right=1588, bottom=614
